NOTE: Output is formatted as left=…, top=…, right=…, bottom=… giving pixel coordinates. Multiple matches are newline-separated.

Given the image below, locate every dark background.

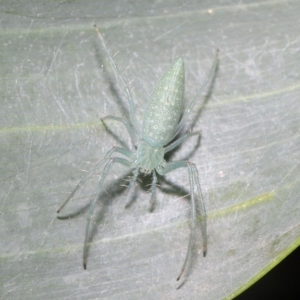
left=237, top=246, right=299, bottom=299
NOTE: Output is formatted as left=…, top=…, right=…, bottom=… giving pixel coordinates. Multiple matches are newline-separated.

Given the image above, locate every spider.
left=57, top=24, right=219, bottom=281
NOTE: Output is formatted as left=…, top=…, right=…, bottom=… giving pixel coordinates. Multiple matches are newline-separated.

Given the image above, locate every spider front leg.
left=57, top=146, right=131, bottom=214
left=83, top=155, right=134, bottom=269
left=156, top=160, right=207, bottom=281
left=56, top=144, right=136, bottom=269
left=94, top=24, right=139, bottom=134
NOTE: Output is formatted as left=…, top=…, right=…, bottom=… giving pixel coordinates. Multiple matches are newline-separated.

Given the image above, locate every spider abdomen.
left=142, top=57, right=184, bottom=147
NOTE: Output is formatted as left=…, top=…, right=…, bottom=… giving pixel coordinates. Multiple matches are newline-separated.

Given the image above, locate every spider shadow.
left=94, top=40, right=130, bottom=121
left=57, top=171, right=131, bottom=219
left=187, top=52, right=219, bottom=130
left=94, top=40, right=136, bottom=150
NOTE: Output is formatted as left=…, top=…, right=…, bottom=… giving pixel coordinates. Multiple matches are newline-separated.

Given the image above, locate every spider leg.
left=94, top=25, right=139, bottom=135
left=156, top=161, right=207, bottom=281
left=102, top=115, right=137, bottom=146
left=164, top=131, right=201, bottom=153
left=173, top=49, right=219, bottom=138
left=190, top=163, right=207, bottom=256
left=83, top=156, right=132, bottom=269
left=57, top=147, right=133, bottom=213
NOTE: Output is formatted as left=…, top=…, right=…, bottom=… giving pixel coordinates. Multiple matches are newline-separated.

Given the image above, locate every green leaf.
left=1, top=1, right=299, bottom=299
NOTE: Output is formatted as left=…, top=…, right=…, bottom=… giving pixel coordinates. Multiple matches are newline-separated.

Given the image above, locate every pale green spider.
left=57, top=25, right=218, bottom=281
